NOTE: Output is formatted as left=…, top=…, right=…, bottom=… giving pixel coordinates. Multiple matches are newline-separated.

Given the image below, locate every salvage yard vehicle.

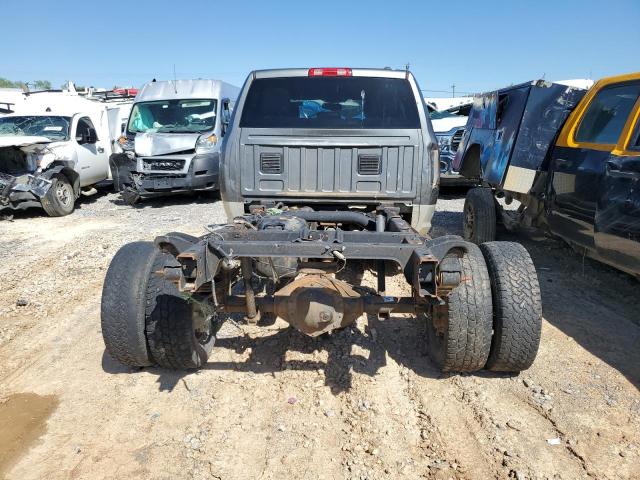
left=0, top=90, right=133, bottom=216
left=428, top=101, right=475, bottom=186
left=101, top=68, right=543, bottom=374
left=110, top=79, right=240, bottom=204
left=454, top=73, right=640, bottom=278
left=0, top=87, right=24, bottom=115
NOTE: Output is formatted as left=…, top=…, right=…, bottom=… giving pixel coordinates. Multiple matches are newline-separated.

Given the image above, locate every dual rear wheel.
left=426, top=241, right=542, bottom=373
left=101, top=242, right=216, bottom=369
left=101, top=240, right=542, bottom=374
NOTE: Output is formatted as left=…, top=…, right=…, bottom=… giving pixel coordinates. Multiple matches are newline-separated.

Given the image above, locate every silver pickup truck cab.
left=110, top=79, right=240, bottom=203
left=220, top=68, right=439, bottom=235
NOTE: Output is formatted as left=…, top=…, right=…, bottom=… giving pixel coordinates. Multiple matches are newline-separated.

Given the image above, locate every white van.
left=110, top=79, right=240, bottom=204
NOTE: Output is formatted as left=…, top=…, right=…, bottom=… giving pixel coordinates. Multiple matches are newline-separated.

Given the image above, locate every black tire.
left=426, top=244, right=493, bottom=372
left=463, top=187, right=496, bottom=244
left=480, top=242, right=542, bottom=372
left=102, top=241, right=216, bottom=370
left=41, top=174, right=75, bottom=217
left=101, top=242, right=161, bottom=367
left=145, top=256, right=216, bottom=370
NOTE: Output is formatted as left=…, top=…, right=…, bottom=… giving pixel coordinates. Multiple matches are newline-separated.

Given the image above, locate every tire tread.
left=464, top=187, right=496, bottom=244
left=480, top=241, right=542, bottom=372
left=428, top=244, right=493, bottom=372
left=101, top=242, right=158, bottom=367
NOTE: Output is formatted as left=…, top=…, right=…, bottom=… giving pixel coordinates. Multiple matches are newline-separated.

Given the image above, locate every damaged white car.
left=0, top=92, right=132, bottom=216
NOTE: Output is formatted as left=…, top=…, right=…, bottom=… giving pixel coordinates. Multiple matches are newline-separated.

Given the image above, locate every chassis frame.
left=154, top=207, right=472, bottom=328
left=101, top=204, right=543, bottom=373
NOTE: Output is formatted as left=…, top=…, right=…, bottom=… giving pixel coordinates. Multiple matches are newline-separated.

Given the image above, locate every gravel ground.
left=0, top=186, right=639, bottom=480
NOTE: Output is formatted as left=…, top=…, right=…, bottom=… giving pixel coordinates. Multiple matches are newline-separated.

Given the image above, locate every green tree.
left=33, top=80, right=51, bottom=90
left=0, top=77, right=20, bottom=88
left=0, top=77, right=51, bottom=91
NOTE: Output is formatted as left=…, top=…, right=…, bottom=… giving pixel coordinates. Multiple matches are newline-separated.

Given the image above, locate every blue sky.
left=2, top=0, right=639, bottom=97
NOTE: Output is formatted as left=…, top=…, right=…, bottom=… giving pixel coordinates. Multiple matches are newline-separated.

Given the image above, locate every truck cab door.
left=548, top=79, right=640, bottom=251
left=73, top=115, right=108, bottom=186
left=595, top=110, right=640, bottom=274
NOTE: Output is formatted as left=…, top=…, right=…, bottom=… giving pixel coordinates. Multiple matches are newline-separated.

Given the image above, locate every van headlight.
left=196, top=134, right=218, bottom=154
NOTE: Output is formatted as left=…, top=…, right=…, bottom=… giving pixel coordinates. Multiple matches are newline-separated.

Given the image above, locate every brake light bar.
left=308, top=68, right=352, bottom=77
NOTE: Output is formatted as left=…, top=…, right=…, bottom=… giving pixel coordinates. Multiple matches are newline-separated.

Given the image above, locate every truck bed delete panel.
left=239, top=129, right=420, bottom=199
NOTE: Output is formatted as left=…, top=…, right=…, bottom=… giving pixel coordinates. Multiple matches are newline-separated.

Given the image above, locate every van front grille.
left=260, top=153, right=283, bottom=174
left=357, top=154, right=381, bottom=175
left=142, top=158, right=185, bottom=171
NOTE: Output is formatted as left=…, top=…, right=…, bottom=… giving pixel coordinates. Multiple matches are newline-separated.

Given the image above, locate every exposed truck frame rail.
left=156, top=210, right=470, bottom=314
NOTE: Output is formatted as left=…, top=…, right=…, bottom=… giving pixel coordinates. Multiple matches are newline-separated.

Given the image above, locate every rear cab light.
left=308, top=67, right=352, bottom=77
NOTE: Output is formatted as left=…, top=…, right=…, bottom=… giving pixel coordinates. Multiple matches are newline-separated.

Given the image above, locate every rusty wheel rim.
left=193, top=309, right=214, bottom=347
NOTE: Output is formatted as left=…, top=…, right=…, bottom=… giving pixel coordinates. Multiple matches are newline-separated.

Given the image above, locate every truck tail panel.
left=239, top=130, right=420, bottom=199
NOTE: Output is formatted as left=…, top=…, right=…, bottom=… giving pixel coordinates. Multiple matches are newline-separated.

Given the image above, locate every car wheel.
left=145, top=290, right=217, bottom=370
left=101, top=241, right=164, bottom=367
left=480, top=241, right=542, bottom=372
left=463, top=187, right=496, bottom=244
left=41, top=174, right=75, bottom=217
left=426, top=244, right=493, bottom=372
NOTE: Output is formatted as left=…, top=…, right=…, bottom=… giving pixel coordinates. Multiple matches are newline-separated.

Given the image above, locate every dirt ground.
left=0, top=187, right=638, bottom=480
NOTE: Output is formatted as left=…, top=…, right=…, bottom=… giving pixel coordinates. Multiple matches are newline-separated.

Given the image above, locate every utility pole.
left=451, top=84, right=456, bottom=98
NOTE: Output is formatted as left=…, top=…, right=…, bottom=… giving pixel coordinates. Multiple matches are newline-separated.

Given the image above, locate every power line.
left=420, top=88, right=475, bottom=96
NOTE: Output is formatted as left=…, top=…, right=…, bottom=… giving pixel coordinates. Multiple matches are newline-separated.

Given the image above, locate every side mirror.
left=221, top=99, right=231, bottom=136
left=221, top=114, right=230, bottom=136
left=77, top=127, right=98, bottom=144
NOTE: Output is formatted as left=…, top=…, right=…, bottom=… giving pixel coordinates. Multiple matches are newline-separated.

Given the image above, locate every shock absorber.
left=241, top=257, right=258, bottom=323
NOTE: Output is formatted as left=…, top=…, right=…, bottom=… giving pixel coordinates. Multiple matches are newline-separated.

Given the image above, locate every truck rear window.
left=240, top=77, right=421, bottom=129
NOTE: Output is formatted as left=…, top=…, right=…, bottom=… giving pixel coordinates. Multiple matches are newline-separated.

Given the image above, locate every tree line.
left=0, top=77, right=53, bottom=91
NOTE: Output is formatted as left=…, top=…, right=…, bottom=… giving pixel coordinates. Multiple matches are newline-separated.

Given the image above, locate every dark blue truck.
left=454, top=74, right=640, bottom=278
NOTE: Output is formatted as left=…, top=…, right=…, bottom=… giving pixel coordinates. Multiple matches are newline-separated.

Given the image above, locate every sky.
left=2, top=0, right=639, bottom=97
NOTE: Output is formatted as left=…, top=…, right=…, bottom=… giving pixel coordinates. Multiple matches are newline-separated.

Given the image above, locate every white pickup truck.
left=0, top=90, right=132, bottom=216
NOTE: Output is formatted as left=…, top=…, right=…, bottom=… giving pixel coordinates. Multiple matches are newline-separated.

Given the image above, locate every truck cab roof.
left=251, top=67, right=411, bottom=80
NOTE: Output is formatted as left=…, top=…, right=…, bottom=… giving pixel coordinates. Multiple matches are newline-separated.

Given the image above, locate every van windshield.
left=127, top=99, right=217, bottom=134
left=240, top=77, right=421, bottom=129
left=0, top=115, right=71, bottom=141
